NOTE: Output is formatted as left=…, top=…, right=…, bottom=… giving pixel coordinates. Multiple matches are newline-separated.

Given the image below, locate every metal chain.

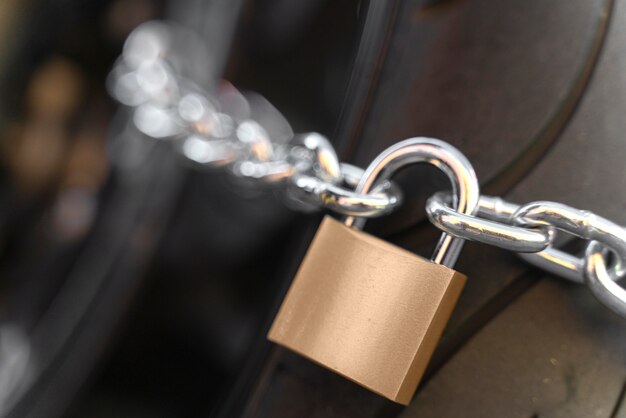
left=426, top=194, right=626, bottom=317
left=108, top=21, right=401, bottom=218
left=109, top=22, right=626, bottom=318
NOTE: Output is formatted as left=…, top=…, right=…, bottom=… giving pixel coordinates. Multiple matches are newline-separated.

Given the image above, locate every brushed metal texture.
left=268, top=216, right=466, bottom=404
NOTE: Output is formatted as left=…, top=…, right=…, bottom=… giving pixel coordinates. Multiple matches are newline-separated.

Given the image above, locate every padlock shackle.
left=344, top=137, right=480, bottom=268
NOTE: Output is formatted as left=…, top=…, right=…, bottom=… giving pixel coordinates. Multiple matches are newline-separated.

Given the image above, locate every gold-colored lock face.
left=268, top=216, right=466, bottom=405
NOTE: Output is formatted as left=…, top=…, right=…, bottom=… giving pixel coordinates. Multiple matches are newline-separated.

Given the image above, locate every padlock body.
left=268, top=216, right=466, bottom=405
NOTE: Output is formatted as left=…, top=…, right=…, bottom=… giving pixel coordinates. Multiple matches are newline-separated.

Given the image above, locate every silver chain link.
left=426, top=194, right=626, bottom=317
left=108, top=21, right=401, bottom=218
left=109, top=22, right=626, bottom=319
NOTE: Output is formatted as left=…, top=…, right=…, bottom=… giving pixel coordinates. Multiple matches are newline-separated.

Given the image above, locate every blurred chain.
left=109, top=21, right=626, bottom=318
left=108, top=21, right=401, bottom=217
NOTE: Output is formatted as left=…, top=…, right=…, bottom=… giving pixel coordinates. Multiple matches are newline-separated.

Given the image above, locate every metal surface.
left=425, top=194, right=626, bottom=317
left=107, top=11, right=626, bottom=416
left=111, top=20, right=626, bottom=315
left=268, top=137, right=480, bottom=403
left=472, top=196, right=596, bottom=283
left=293, top=133, right=342, bottom=184
left=109, top=22, right=402, bottom=218
left=514, top=201, right=626, bottom=318
left=268, top=216, right=466, bottom=405
left=240, top=0, right=625, bottom=416
left=113, top=21, right=626, bottom=315
left=344, top=138, right=480, bottom=268
left=426, top=192, right=552, bottom=253
left=585, top=241, right=626, bottom=317
left=289, top=163, right=402, bottom=217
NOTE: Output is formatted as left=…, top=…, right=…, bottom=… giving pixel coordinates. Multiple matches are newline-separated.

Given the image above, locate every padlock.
left=268, top=138, right=480, bottom=405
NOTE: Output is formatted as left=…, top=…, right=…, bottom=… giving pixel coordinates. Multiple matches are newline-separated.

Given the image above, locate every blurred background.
left=0, top=0, right=364, bottom=416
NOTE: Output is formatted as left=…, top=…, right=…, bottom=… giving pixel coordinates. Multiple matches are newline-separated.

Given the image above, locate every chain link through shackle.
left=109, top=21, right=626, bottom=319
left=426, top=195, right=626, bottom=317
left=344, top=138, right=480, bottom=269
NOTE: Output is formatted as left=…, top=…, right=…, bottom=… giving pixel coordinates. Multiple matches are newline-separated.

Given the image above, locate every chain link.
left=110, top=21, right=626, bottom=318
left=426, top=192, right=553, bottom=253
left=108, top=22, right=401, bottom=218
left=426, top=194, right=626, bottom=317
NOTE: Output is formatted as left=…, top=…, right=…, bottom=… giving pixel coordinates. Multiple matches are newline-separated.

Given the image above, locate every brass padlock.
left=268, top=138, right=480, bottom=405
